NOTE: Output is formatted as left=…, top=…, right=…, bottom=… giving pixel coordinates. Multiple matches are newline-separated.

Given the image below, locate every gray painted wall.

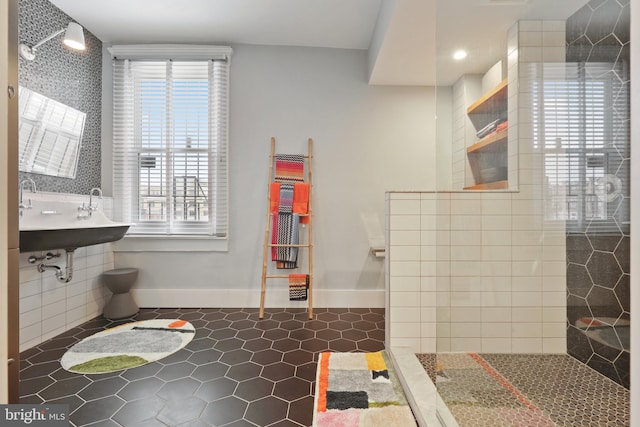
left=104, top=44, right=436, bottom=303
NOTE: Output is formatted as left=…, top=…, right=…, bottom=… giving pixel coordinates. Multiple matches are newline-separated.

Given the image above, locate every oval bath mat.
left=61, top=318, right=195, bottom=374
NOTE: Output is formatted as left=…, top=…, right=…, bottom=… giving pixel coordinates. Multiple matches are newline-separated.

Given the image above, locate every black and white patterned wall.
left=18, top=0, right=102, bottom=194
left=565, top=0, right=630, bottom=389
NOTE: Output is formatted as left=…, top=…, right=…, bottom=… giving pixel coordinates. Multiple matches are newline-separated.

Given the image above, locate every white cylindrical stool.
left=102, top=268, right=139, bottom=319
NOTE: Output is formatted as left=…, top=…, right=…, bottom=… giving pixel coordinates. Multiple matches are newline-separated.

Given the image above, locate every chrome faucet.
left=88, top=187, right=103, bottom=211
left=19, top=178, right=37, bottom=212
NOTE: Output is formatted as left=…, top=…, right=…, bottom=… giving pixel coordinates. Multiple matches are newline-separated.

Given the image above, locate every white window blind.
left=112, top=58, right=229, bottom=237
left=529, top=62, right=623, bottom=232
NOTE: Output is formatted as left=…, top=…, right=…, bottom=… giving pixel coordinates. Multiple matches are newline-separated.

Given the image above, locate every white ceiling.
left=49, top=0, right=588, bottom=86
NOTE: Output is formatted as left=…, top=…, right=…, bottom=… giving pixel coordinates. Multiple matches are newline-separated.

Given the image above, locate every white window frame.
left=109, top=45, right=232, bottom=252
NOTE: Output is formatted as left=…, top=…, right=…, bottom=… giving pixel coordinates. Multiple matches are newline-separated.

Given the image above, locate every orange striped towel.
left=270, top=182, right=280, bottom=214
left=293, top=183, right=310, bottom=224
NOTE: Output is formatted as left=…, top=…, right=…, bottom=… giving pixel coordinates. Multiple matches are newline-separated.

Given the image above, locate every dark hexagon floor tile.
left=316, top=329, right=341, bottom=341
left=78, top=376, right=128, bottom=401
left=272, top=338, right=300, bottom=352
left=19, top=376, right=55, bottom=397
left=316, top=312, right=339, bottom=322
left=220, top=349, right=252, bottom=365
left=28, top=347, right=67, bottom=364
left=300, top=338, right=330, bottom=353
left=280, top=320, right=304, bottom=331
left=202, top=312, right=227, bottom=321
left=227, top=362, right=263, bottom=382
left=112, top=396, right=165, bottom=426
left=261, top=362, right=296, bottom=382
left=117, top=377, right=165, bottom=401
left=327, top=320, right=352, bottom=331
left=289, top=328, right=315, bottom=341
left=289, top=395, right=314, bottom=427
left=283, top=349, right=314, bottom=365
left=230, top=319, right=256, bottom=330
left=187, top=337, right=216, bottom=352
left=251, top=349, right=283, bottom=365
left=160, top=349, right=193, bottom=365
left=254, top=319, right=280, bottom=331
left=243, top=337, right=272, bottom=352
left=47, top=394, right=84, bottom=414
left=342, top=328, right=368, bottom=341
left=201, top=396, right=247, bottom=426
left=214, top=337, right=245, bottom=352
left=357, top=339, right=385, bottom=352
left=329, top=339, right=358, bottom=352
left=188, top=348, right=223, bottom=365
left=273, top=377, right=310, bottom=401
left=367, top=329, right=385, bottom=341
left=236, top=328, right=264, bottom=340
left=157, top=377, right=201, bottom=401
left=157, top=396, right=207, bottom=426
left=353, top=320, right=378, bottom=331
left=295, top=362, right=318, bottom=382
left=262, top=328, right=289, bottom=341
left=39, top=376, right=91, bottom=401
left=195, top=377, right=238, bottom=401
left=191, top=361, right=229, bottom=382
left=120, top=362, right=162, bottom=380
left=224, top=311, right=249, bottom=320
left=244, top=396, right=289, bottom=426
left=234, top=377, right=275, bottom=402
left=156, top=361, right=196, bottom=381
left=71, top=395, right=125, bottom=426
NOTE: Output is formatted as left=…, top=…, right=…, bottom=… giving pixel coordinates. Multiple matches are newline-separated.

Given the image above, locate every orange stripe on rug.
left=468, top=353, right=539, bottom=412
left=317, top=352, right=331, bottom=413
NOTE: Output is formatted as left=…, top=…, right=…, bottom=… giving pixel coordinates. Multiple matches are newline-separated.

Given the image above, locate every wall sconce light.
left=19, top=22, right=86, bottom=61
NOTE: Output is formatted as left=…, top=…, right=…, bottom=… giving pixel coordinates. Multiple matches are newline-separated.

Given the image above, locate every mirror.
left=18, top=86, right=85, bottom=178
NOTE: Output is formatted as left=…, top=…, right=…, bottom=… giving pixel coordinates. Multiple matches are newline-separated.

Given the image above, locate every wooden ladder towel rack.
left=260, top=137, right=314, bottom=319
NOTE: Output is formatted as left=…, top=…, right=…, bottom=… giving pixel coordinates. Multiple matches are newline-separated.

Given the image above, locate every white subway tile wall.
left=387, top=188, right=567, bottom=354
left=18, top=193, right=116, bottom=351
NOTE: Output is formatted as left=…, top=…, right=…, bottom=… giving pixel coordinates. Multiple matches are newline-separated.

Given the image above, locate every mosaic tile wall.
left=565, top=0, right=630, bottom=389
left=18, top=0, right=102, bottom=194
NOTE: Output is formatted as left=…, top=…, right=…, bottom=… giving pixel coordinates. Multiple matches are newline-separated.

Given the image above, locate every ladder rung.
left=265, top=274, right=313, bottom=279
left=268, top=244, right=311, bottom=248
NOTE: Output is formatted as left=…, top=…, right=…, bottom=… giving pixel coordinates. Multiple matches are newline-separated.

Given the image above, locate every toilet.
left=102, top=268, right=139, bottom=319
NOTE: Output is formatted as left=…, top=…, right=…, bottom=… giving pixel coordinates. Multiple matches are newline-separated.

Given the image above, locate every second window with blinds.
left=112, top=50, right=230, bottom=241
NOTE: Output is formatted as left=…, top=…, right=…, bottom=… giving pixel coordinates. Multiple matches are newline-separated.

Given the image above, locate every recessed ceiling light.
left=453, top=50, right=468, bottom=60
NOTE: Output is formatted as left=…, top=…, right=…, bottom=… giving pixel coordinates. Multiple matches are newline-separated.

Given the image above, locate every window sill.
left=113, top=235, right=228, bottom=252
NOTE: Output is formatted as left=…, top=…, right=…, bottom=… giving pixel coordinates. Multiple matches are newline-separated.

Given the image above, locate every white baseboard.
left=131, top=288, right=385, bottom=308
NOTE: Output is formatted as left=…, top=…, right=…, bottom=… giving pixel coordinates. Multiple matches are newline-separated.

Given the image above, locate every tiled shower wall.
left=565, top=0, right=630, bottom=388
left=386, top=191, right=566, bottom=354
left=19, top=193, right=114, bottom=351
left=18, top=0, right=102, bottom=194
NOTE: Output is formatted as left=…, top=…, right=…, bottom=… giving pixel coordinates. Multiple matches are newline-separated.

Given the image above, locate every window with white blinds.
left=112, top=58, right=229, bottom=237
left=530, top=62, right=621, bottom=232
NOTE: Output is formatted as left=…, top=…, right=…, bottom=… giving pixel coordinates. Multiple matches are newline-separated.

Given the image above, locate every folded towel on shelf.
left=293, top=182, right=310, bottom=224
left=275, top=154, right=305, bottom=182
left=270, top=182, right=281, bottom=214
left=289, top=274, right=309, bottom=301
left=496, top=121, right=508, bottom=133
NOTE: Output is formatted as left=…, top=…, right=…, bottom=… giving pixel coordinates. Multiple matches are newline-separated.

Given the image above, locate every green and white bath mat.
left=61, top=319, right=195, bottom=374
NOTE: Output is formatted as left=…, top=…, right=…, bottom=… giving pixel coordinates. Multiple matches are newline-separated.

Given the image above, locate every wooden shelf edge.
left=467, top=129, right=508, bottom=154
left=466, top=79, right=508, bottom=115
left=464, top=180, right=508, bottom=190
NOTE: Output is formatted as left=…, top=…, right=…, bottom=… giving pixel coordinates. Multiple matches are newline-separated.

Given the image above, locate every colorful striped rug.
left=313, top=351, right=417, bottom=426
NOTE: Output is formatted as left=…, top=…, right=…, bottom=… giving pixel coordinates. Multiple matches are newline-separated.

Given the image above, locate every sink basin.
left=19, top=200, right=130, bottom=252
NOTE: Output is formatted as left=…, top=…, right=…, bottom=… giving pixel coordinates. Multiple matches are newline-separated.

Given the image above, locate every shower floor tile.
left=416, top=353, right=630, bottom=427
left=19, top=307, right=385, bottom=427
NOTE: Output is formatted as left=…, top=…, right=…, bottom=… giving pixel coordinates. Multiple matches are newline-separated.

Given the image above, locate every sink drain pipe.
left=28, top=250, right=75, bottom=283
